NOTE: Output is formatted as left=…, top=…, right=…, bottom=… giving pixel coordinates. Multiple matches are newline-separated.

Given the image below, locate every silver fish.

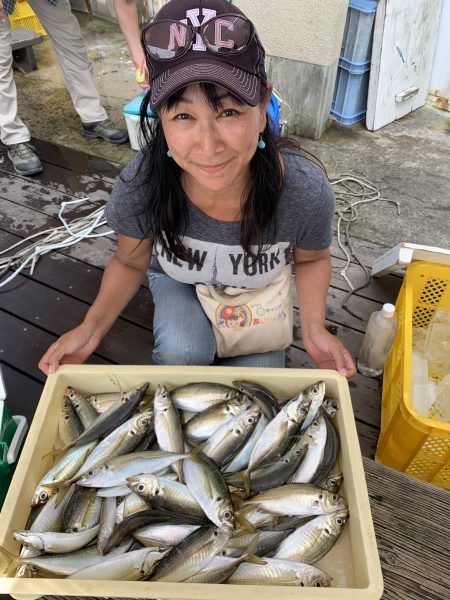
left=228, top=557, right=332, bottom=586
left=98, top=496, right=117, bottom=555
left=76, top=450, right=190, bottom=488
left=68, top=547, right=165, bottom=580
left=58, top=397, right=83, bottom=446
left=20, top=539, right=132, bottom=575
left=127, top=474, right=205, bottom=519
left=243, top=483, right=347, bottom=517
left=150, top=525, right=230, bottom=582
left=232, top=380, right=280, bottom=421
left=202, top=406, right=261, bottom=468
left=13, top=525, right=100, bottom=554
left=291, top=416, right=327, bottom=483
left=274, top=508, right=349, bottom=563
left=185, top=395, right=253, bottom=442
left=223, top=414, right=268, bottom=474
left=67, top=387, right=98, bottom=429
left=170, top=382, right=240, bottom=412
left=154, top=385, right=184, bottom=480
left=311, top=411, right=341, bottom=487
left=133, top=523, right=200, bottom=548
left=300, top=381, right=326, bottom=430
left=183, top=453, right=235, bottom=533
left=63, top=487, right=102, bottom=533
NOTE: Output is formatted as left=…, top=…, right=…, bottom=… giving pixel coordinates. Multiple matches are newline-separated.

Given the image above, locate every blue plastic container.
left=341, top=0, right=377, bottom=69
left=331, top=64, right=370, bottom=125
left=267, top=93, right=281, bottom=135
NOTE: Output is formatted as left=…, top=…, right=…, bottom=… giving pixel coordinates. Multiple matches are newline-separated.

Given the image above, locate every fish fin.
left=53, top=486, right=67, bottom=508
left=235, top=507, right=255, bottom=533
left=242, top=536, right=263, bottom=564
left=41, top=444, right=70, bottom=460
left=242, top=470, right=252, bottom=497
left=190, top=440, right=208, bottom=456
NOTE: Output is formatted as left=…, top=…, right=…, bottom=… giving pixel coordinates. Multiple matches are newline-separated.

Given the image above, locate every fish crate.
left=340, top=0, right=377, bottom=69
left=0, top=365, right=383, bottom=599
left=9, top=1, right=46, bottom=37
left=377, top=262, right=450, bottom=489
left=331, top=63, right=370, bottom=125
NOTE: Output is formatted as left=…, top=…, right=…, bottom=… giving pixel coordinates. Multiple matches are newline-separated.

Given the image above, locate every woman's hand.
left=303, top=327, right=356, bottom=379
left=38, top=324, right=101, bottom=375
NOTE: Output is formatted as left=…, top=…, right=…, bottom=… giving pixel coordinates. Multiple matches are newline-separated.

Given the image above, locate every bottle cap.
left=381, top=303, right=396, bottom=318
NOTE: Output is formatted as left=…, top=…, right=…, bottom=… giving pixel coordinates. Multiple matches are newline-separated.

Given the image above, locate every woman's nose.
left=196, top=122, right=224, bottom=155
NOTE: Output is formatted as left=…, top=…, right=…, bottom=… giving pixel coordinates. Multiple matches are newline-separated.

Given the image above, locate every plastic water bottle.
left=357, top=303, right=398, bottom=377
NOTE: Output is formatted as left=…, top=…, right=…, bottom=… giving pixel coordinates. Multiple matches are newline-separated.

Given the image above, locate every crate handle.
left=0, top=367, right=5, bottom=402
left=395, top=86, right=419, bottom=102
left=7, top=416, right=28, bottom=464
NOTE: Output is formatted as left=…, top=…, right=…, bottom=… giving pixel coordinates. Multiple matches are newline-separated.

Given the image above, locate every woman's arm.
left=113, top=0, right=148, bottom=86
left=38, top=235, right=153, bottom=374
left=294, top=247, right=356, bottom=378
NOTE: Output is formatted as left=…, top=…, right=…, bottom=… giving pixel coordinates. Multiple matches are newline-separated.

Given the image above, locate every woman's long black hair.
left=127, top=82, right=311, bottom=264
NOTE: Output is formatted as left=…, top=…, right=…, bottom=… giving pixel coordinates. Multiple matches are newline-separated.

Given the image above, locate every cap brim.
left=150, top=59, right=260, bottom=110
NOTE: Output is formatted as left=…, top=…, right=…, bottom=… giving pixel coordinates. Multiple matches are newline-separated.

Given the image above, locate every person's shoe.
left=7, top=142, right=43, bottom=176
left=81, top=118, right=129, bottom=145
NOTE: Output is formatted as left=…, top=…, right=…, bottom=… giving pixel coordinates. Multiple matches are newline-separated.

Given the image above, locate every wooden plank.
left=364, top=457, right=449, bottom=599
left=0, top=275, right=154, bottom=366
left=0, top=312, right=110, bottom=383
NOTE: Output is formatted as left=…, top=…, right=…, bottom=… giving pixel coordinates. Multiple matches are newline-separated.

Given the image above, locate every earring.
left=167, top=149, right=172, bottom=158
left=257, top=135, right=266, bottom=150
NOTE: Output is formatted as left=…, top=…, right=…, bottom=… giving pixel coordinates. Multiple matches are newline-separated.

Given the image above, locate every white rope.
left=330, top=175, right=400, bottom=318
left=0, top=197, right=113, bottom=288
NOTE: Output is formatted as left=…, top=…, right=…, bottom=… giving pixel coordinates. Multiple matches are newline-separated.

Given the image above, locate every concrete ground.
left=7, top=12, right=450, bottom=250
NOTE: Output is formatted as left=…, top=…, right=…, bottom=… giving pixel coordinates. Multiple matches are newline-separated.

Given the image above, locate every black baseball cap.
left=142, top=0, right=267, bottom=111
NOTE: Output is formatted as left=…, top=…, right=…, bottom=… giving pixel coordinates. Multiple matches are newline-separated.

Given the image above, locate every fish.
left=66, top=387, right=98, bottom=429
left=150, top=525, right=230, bottom=582
left=66, top=409, right=154, bottom=484
left=232, top=380, right=280, bottom=421
left=97, top=496, right=117, bottom=555
left=183, top=452, right=235, bottom=533
left=68, top=547, right=165, bottom=580
left=58, top=397, right=83, bottom=446
left=273, top=508, right=349, bottom=563
left=170, top=382, right=240, bottom=412
left=127, top=474, right=205, bottom=519
left=62, top=487, right=102, bottom=532
left=19, top=539, right=132, bottom=575
left=184, top=395, right=253, bottom=442
left=227, top=557, right=332, bottom=587
left=63, top=383, right=149, bottom=449
left=133, top=523, right=200, bottom=548
left=311, top=411, right=341, bottom=487
left=290, top=415, right=328, bottom=483
left=13, top=525, right=100, bottom=554
left=223, top=415, right=268, bottom=473
left=300, top=381, right=326, bottom=430
left=242, top=393, right=312, bottom=492
left=243, top=483, right=347, bottom=517
left=153, top=385, right=184, bottom=481
left=202, top=406, right=261, bottom=468
left=76, top=450, right=191, bottom=488
left=223, top=529, right=293, bottom=558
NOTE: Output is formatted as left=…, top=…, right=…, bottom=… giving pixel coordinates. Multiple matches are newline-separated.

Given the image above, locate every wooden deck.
left=1, top=139, right=448, bottom=600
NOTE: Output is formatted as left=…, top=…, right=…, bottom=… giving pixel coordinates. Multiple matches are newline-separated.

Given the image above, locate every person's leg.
left=217, top=350, right=286, bottom=368
left=0, top=18, right=42, bottom=174
left=28, top=0, right=107, bottom=124
left=149, top=271, right=216, bottom=365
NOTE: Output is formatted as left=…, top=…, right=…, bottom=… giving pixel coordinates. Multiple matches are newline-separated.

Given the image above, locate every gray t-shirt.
left=105, top=149, right=335, bottom=288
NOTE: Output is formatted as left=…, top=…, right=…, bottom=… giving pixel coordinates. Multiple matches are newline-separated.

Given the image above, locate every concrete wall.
left=429, top=0, right=450, bottom=111
left=234, top=0, right=348, bottom=138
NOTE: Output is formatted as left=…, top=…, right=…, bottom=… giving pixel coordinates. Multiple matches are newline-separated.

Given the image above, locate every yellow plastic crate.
left=0, top=365, right=383, bottom=600
left=376, top=261, right=450, bottom=489
left=9, top=1, right=46, bottom=36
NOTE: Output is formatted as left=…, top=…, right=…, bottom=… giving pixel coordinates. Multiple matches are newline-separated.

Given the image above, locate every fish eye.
left=137, top=484, right=146, bottom=493
left=88, top=470, right=94, bottom=476
left=336, top=518, right=343, bottom=525
left=312, top=387, right=318, bottom=394
left=223, top=510, right=232, bottom=520
left=246, top=417, right=255, bottom=424
left=39, top=492, right=48, bottom=501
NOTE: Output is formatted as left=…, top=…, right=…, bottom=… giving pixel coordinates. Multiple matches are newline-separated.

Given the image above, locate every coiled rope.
left=330, top=175, right=400, bottom=318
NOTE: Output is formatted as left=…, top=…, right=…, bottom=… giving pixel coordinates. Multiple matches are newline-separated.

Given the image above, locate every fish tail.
left=235, top=507, right=255, bottom=533
left=243, top=537, right=266, bottom=565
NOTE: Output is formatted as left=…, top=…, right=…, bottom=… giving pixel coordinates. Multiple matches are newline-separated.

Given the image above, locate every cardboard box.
left=0, top=365, right=383, bottom=599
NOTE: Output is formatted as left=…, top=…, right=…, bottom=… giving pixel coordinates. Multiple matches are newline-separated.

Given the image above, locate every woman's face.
left=159, top=84, right=269, bottom=198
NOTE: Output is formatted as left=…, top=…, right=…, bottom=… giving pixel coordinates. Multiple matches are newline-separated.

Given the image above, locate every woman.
left=39, top=0, right=356, bottom=377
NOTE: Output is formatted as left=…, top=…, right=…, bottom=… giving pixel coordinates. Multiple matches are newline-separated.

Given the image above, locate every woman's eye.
left=174, top=113, right=191, bottom=120
left=222, top=108, right=239, bottom=117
